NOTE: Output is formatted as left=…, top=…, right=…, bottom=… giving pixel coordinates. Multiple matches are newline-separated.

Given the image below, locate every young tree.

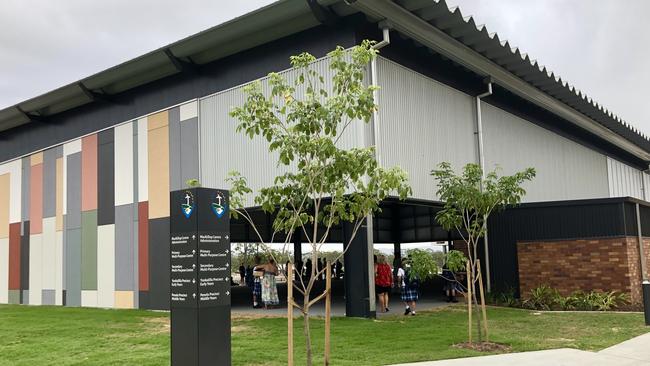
left=228, top=41, right=411, bottom=365
left=431, top=162, right=535, bottom=344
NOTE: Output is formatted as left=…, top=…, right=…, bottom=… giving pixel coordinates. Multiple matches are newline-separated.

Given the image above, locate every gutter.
left=347, top=0, right=650, bottom=162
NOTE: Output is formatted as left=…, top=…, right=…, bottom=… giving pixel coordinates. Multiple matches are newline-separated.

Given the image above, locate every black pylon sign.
left=170, top=188, right=231, bottom=366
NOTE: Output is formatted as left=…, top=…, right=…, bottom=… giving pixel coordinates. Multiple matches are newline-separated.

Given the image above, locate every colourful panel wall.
left=0, top=101, right=197, bottom=309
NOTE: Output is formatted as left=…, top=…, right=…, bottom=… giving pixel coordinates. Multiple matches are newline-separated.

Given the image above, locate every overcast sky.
left=1, top=0, right=648, bottom=135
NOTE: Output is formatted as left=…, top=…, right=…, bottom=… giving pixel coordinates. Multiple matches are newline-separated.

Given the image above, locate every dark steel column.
left=342, top=219, right=374, bottom=318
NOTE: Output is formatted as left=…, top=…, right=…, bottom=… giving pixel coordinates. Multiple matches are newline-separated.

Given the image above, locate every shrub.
left=487, top=287, right=520, bottom=308
left=565, top=290, right=629, bottom=311
left=522, top=285, right=630, bottom=311
left=522, top=284, right=561, bottom=310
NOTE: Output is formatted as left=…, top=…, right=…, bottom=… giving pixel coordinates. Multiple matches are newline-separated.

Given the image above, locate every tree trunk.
left=473, top=290, right=482, bottom=342
left=303, top=299, right=313, bottom=366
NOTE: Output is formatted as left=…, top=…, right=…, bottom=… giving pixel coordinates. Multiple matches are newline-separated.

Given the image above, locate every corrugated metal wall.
left=375, top=57, right=477, bottom=201
left=606, top=157, right=644, bottom=199
left=481, top=102, right=609, bottom=202
left=199, top=56, right=366, bottom=206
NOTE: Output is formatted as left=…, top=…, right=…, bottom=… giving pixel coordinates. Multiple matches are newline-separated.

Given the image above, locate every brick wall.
left=517, top=237, right=650, bottom=305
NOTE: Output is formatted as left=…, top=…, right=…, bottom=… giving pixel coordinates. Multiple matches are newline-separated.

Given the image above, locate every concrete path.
left=390, top=332, right=650, bottom=366
left=233, top=298, right=448, bottom=317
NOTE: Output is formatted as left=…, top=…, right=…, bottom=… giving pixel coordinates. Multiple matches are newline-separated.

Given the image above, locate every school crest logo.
left=211, top=192, right=227, bottom=218
left=181, top=191, right=194, bottom=219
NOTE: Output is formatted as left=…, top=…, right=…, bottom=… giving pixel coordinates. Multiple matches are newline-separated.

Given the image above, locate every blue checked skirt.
left=401, top=285, right=419, bottom=302
left=253, top=279, right=262, bottom=297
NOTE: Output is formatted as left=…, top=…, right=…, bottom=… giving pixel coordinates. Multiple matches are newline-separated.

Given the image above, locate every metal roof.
left=1, top=0, right=648, bottom=161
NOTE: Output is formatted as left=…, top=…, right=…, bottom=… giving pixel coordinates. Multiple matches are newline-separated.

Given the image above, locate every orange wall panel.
left=81, top=135, right=98, bottom=212
left=8, top=223, right=21, bottom=290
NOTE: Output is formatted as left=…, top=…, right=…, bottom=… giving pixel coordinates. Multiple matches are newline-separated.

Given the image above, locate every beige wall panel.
left=55, top=231, right=63, bottom=305
left=81, top=290, right=98, bottom=307
left=97, top=224, right=115, bottom=308
left=0, top=174, right=9, bottom=239
left=29, top=234, right=43, bottom=305
left=63, top=138, right=82, bottom=215
left=148, top=111, right=169, bottom=130
left=41, top=217, right=57, bottom=290
left=179, top=101, right=198, bottom=121
left=0, top=160, right=21, bottom=223
left=148, top=124, right=170, bottom=218
left=30, top=152, right=43, bottom=166
left=137, top=117, right=149, bottom=202
left=114, top=291, right=134, bottom=309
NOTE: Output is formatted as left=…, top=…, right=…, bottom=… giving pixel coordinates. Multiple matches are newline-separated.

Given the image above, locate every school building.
left=0, top=0, right=649, bottom=317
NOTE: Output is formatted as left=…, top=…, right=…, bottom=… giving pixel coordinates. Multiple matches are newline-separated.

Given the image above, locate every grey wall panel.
left=66, top=153, right=82, bottom=229
left=607, top=157, right=643, bottom=199
left=97, top=129, right=115, bottom=225
left=43, top=147, right=59, bottom=218
left=42, top=289, right=55, bottom=305
left=199, top=56, right=365, bottom=205
left=115, top=204, right=135, bottom=291
left=21, top=157, right=30, bottom=222
left=375, top=57, right=478, bottom=201
left=65, top=227, right=81, bottom=307
left=133, top=213, right=139, bottom=309
left=180, top=117, right=199, bottom=189
left=481, top=102, right=609, bottom=202
left=169, top=107, right=182, bottom=191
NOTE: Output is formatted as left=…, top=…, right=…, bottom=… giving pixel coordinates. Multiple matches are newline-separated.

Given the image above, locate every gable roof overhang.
left=2, top=0, right=648, bottom=164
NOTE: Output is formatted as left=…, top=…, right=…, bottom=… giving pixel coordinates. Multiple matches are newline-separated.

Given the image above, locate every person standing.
left=442, top=264, right=460, bottom=303
left=375, top=255, right=393, bottom=313
left=256, top=258, right=280, bottom=309
left=252, top=256, right=263, bottom=308
left=335, top=259, right=343, bottom=279
left=397, top=258, right=419, bottom=316
left=238, top=264, right=246, bottom=286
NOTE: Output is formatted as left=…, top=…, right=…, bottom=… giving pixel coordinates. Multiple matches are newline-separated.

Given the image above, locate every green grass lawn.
left=0, top=304, right=647, bottom=365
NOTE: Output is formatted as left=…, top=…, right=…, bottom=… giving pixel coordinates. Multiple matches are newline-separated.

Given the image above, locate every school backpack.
left=404, top=268, right=420, bottom=290
left=376, top=263, right=392, bottom=287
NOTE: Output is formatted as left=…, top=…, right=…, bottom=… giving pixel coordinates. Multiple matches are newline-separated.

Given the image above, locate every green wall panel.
left=81, top=210, right=97, bottom=290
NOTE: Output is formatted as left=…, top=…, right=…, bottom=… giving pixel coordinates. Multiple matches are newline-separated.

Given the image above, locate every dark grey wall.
left=487, top=198, right=635, bottom=295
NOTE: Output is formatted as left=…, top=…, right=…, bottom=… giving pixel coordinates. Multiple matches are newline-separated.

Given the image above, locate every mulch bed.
left=452, top=341, right=512, bottom=352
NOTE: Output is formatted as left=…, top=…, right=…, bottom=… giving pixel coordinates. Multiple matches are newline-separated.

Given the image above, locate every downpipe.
left=370, top=25, right=390, bottom=167
left=476, top=80, right=492, bottom=293
left=635, top=203, right=650, bottom=325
